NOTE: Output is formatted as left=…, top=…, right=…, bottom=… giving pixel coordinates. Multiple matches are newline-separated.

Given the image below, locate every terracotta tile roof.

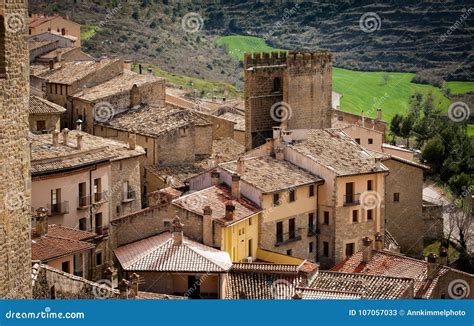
left=38, top=47, right=91, bottom=60
left=29, top=95, right=66, bottom=114
left=46, top=225, right=96, bottom=241
left=99, top=105, right=211, bottom=138
left=218, top=112, right=245, bottom=131
left=72, top=70, right=163, bottom=102
left=114, top=232, right=232, bottom=273
left=30, top=130, right=145, bottom=175
left=29, top=15, right=60, bottom=28
left=311, top=271, right=414, bottom=299
left=298, top=288, right=363, bottom=299
left=231, top=263, right=300, bottom=274
left=219, top=156, right=322, bottom=193
left=29, top=39, right=56, bottom=51
left=330, top=250, right=451, bottom=298
left=173, top=185, right=261, bottom=225
left=289, top=129, right=388, bottom=176
left=32, top=235, right=95, bottom=262
left=369, top=149, right=429, bottom=170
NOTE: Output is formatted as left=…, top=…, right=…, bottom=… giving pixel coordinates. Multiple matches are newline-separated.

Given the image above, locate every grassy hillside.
left=217, top=35, right=472, bottom=122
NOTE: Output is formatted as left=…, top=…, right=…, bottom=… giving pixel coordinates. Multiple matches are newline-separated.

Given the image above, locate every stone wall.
left=422, top=203, right=444, bottom=241
left=29, top=113, right=61, bottom=133
left=0, top=1, right=32, bottom=299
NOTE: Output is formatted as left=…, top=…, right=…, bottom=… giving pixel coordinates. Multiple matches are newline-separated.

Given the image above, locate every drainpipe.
left=89, top=163, right=98, bottom=278
left=316, top=183, right=321, bottom=263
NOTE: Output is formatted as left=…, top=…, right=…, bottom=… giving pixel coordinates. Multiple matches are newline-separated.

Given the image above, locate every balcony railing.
left=47, top=201, right=69, bottom=215
left=275, top=229, right=302, bottom=246
left=307, top=225, right=318, bottom=236
left=93, top=191, right=108, bottom=203
left=77, top=195, right=91, bottom=209
left=343, top=193, right=361, bottom=206
left=95, top=226, right=109, bottom=236
left=122, top=190, right=136, bottom=203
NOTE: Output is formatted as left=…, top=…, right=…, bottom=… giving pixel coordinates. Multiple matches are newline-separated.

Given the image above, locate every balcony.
left=77, top=195, right=91, bottom=209
left=93, top=191, right=108, bottom=203
left=122, top=190, right=136, bottom=203
left=307, top=225, right=318, bottom=236
left=275, top=229, right=302, bottom=246
left=47, top=201, right=69, bottom=216
left=343, top=193, right=360, bottom=206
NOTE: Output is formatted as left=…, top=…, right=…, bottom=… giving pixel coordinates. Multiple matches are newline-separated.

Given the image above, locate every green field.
left=80, top=25, right=99, bottom=41
left=216, top=35, right=473, bottom=122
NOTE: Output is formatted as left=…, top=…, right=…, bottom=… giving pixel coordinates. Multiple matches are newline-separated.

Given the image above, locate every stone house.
left=29, top=31, right=78, bottom=49
left=332, top=108, right=387, bottom=133
left=29, top=14, right=81, bottom=46
left=29, top=95, right=65, bottom=133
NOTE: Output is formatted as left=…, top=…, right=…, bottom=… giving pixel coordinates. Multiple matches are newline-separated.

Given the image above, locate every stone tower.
left=244, top=51, right=332, bottom=150
left=0, top=1, right=32, bottom=298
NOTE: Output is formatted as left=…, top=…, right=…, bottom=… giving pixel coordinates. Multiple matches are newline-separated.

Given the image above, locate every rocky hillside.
left=29, top=0, right=473, bottom=88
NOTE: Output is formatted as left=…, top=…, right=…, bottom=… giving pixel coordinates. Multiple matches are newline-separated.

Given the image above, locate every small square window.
left=394, top=193, right=400, bottom=202
left=309, top=185, right=315, bottom=197
left=352, top=210, right=358, bottom=223
left=61, top=261, right=70, bottom=273
left=368, top=138, right=373, bottom=144
left=355, top=138, right=360, bottom=144
left=286, top=249, right=292, bottom=256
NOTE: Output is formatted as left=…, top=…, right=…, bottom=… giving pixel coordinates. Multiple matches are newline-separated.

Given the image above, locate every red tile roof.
left=330, top=249, right=451, bottom=298
left=32, top=235, right=95, bottom=262
left=46, top=225, right=96, bottom=241
left=114, top=232, right=232, bottom=273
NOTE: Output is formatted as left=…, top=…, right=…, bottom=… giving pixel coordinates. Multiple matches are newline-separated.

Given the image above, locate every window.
left=367, top=209, right=373, bottom=220
left=276, top=222, right=283, bottom=244
left=96, top=252, right=102, bottom=266
left=355, top=138, right=360, bottom=144
left=345, top=182, right=354, bottom=204
left=273, top=193, right=280, bottom=206
left=394, top=192, right=400, bottom=202
left=308, top=213, right=314, bottom=230
left=352, top=210, right=359, bottom=223
left=323, top=211, right=329, bottom=225
left=36, top=120, right=46, bottom=132
left=288, top=189, right=295, bottom=202
left=288, top=218, right=295, bottom=239
left=50, top=286, right=56, bottom=299
left=368, top=138, right=373, bottom=144
left=248, top=239, right=253, bottom=257
left=286, top=249, right=292, bottom=256
left=367, top=180, right=373, bottom=191
left=273, top=77, right=281, bottom=92
left=79, top=218, right=87, bottom=231
left=309, top=185, right=315, bottom=197
left=323, top=241, right=329, bottom=257
left=50, top=188, right=61, bottom=213
left=55, top=84, right=58, bottom=94
left=309, top=241, right=314, bottom=253
left=93, top=178, right=101, bottom=202
left=78, top=182, right=87, bottom=207
left=61, top=261, right=70, bottom=273
left=60, top=85, right=63, bottom=95
left=345, top=243, right=355, bottom=257
left=95, top=213, right=103, bottom=234
left=249, top=217, right=252, bottom=226
left=116, top=206, right=121, bottom=214
left=144, top=148, right=148, bottom=157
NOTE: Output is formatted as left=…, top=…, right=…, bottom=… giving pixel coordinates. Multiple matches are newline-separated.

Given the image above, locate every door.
left=345, top=182, right=354, bottom=204
left=187, top=275, right=201, bottom=299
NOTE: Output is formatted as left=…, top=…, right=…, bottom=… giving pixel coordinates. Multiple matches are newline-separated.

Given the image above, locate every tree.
left=421, top=136, right=445, bottom=172
left=390, top=113, right=403, bottom=142
left=381, top=73, right=390, bottom=85
left=400, top=113, right=415, bottom=148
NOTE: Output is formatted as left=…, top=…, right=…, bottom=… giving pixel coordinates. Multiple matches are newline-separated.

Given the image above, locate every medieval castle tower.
left=244, top=51, right=332, bottom=149
left=0, top=0, right=32, bottom=298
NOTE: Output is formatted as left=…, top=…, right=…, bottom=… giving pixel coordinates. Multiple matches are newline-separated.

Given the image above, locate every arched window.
left=273, top=77, right=281, bottom=92
left=0, top=15, right=6, bottom=78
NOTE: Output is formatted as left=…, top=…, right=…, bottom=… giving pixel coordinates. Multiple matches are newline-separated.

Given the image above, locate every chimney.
left=374, top=232, right=383, bottom=250
left=56, top=50, right=62, bottom=62
left=426, top=253, right=438, bottom=280
left=362, top=237, right=373, bottom=263
left=34, top=207, right=48, bottom=237
left=236, top=157, right=245, bottom=175
left=171, top=216, right=184, bottom=246
left=76, top=119, right=82, bottom=131
left=128, top=132, right=136, bottom=150
left=129, top=273, right=140, bottom=299
left=118, top=279, right=130, bottom=299
left=225, top=201, right=235, bottom=221
left=214, top=152, right=222, bottom=165
left=203, top=206, right=213, bottom=246
left=76, top=133, right=83, bottom=150
left=61, top=28, right=65, bottom=35
left=123, top=60, right=132, bottom=71
left=265, top=138, right=274, bottom=155
left=275, top=146, right=284, bottom=161
left=272, top=126, right=282, bottom=140
left=138, top=64, right=142, bottom=74
left=147, top=67, right=153, bottom=81
left=62, top=128, right=70, bottom=145
left=231, top=174, right=241, bottom=199
left=211, top=171, right=220, bottom=186
left=282, top=130, right=293, bottom=144
left=375, top=108, right=382, bottom=121
left=52, top=130, right=59, bottom=147
left=297, top=261, right=318, bottom=288
left=49, top=60, right=54, bottom=70
left=439, top=247, right=448, bottom=266
left=361, top=110, right=365, bottom=126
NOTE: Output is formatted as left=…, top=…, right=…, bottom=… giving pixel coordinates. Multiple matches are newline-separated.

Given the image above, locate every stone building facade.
left=0, top=1, right=32, bottom=299
left=244, top=51, right=332, bottom=149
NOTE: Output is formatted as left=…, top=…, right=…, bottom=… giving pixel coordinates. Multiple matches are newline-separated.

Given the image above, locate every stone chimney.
left=147, top=67, right=153, bottom=81
left=362, top=237, right=373, bottom=263
left=49, top=60, right=54, bottom=70
left=225, top=201, right=235, bottom=221
left=375, top=108, right=382, bottom=121
left=52, top=130, right=59, bottom=147
left=129, top=273, right=140, bottom=299
left=231, top=174, right=241, bottom=199
left=439, top=247, right=448, bottom=266
left=374, top=232, right=383, bottom=250
left=76, top=119, right=82, bottom=131
left=426, top=253, right=438, bottom=280
left=123, top=60, right=132, bottom=71
left=128, top=132, right=136, bottom=150
left=34, top=207, right=48, bottom=237
left=236, top=157, right=245, bottom=175
left=76, top=133, right=83, bottom=150
left=297, top=261, right=318, bottom=288
left=275, top=146, right=284, bottom=161
left=171, top=216, right=184, bottom=246
left=56, top=50, right=62, bottom=62
left=62, top=128, right=70, bottom=145
left=361, top=110, right=365, bottom=126
left=282, top=130, right=293, bottom=144
left=211, top=171, right=220, bottom=186
left=202, top=206, right=213, bottom=247
left=118, top=279, right=130, bottom=299
left=273, top=126, right=282, bottom=140
left=265, top=138, right=274, bottom=155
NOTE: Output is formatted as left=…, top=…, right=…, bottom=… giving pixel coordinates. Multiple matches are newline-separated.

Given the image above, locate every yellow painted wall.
left=48, top=255, right=74, bottom=273
left=256, top=248, right=305, bottom=265
left=221, top=213, right=259, bottom=262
